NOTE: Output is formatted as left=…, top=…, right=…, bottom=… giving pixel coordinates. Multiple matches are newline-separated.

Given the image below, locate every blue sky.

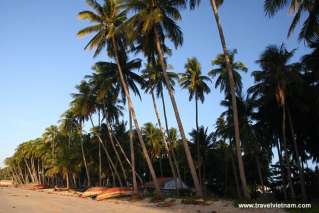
left=0, top=0, right=309, bottom=167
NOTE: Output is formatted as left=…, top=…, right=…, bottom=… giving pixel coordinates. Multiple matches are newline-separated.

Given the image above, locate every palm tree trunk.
left=103, top=105, right=143, bottom=185
left=195, top=94, right=202, bottom=186
left=281, top=102, right=296, bottom=200
left=106, top=122, right=128, bottom=186
left=72, top=174, right=77, bottom=188
left=24, top=158, right=35, bottom=183
left=111, top=36, right=161, bottom=196
left=98, top=111, right=102, bottom=186
left=80, top=133, right=91, bottom=187
left=276, top=139, right=288, bottom=201
left=160, top=90, right=182, bottom=184
left=255, top=156, right=265, bottom=193
left=230, top=140, right=241, bottom=199
left=12, top=167, right=23, bottom=184
left=41, top=161, right=45, bottom=185
left=154, top=29, right=203, bottom=197
left=287, top=108, right=307, bottom=201
left=151, top=91, right=180, bottom=193
left=102, top=138, right=123, bottom=187
left=31, top=157, right=39, bottom=183
left=66, top=172, right=70, bottom=189
left=14, top=166, right=24, bottom=184
left=99, top=141, right=102, bottom=186
left=224, top=149, right=228, bottom=194
left=18, top=164, right=27, bottom=184
left=37, top=160, right=41, bottom=184
left=89, top=117, right=123, bottom=187
left=129, top=112, right=138, bottom=193
left=112, top=131, right=144, bottom=185
left=107, top=160, right=115, bottom=186
left=210, top=0, right=250, bottom=199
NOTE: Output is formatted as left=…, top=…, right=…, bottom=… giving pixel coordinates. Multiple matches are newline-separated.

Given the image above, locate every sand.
left=0, top=187, right=286, bottom=213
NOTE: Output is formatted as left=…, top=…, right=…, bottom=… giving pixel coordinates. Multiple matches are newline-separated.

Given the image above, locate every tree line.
left=2, top=0, right=319, bottom=202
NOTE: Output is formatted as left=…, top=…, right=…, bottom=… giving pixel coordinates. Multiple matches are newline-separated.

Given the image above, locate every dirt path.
left=0, top=187, right=285, bottom=213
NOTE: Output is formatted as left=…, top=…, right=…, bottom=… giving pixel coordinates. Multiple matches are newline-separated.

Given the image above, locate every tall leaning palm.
left=180, top=57, right=211, bottom=184
left=77, top=0, right=161, bottom=196
left=184, top=0, right=250, bottom=199
left=210, top=0, right=250, bottom=199
left=142, top=62, right=181, bottom=192
left=92, top=59, right=142, bottom=192
left=126, top=0, right=203, bottom=197
left=71, top=80, right=97, bottom=187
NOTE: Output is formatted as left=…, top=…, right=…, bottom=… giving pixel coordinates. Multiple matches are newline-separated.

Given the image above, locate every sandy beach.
left=0, top=187, right=287, bottom=213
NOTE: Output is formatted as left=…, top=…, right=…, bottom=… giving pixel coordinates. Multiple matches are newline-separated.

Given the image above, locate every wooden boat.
left=96, top=187, right=132, bottom=201
left=15, top=184, right=48, bottom=190
left=0, top=180, right=12, bottom=187
left=32, top=184, right=48, bottom=190
left=54, top=186, right=69, bottom=191
left=82, top=187, right=108, bottom=198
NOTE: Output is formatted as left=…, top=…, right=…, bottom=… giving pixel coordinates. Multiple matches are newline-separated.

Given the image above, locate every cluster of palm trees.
left=2, top=0, right=319, bottom=202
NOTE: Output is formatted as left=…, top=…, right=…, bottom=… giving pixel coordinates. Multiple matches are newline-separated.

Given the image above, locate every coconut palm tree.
left=142, top=62, right=181, bottom=192
left=248, top=45, right=306, bottom=201
left=87, top=71, right=129, bottom=186
left=91, top=59, right=143, bottom=192
left=189, top=126, right=214, bottom=194
left=73, top=79, right=125, bottom=187
left=302, top=40, right=319, bottom=85
left=77, top=0, right=161, bottom=195
left=91, top=59, right=144, bottom=190
left=264, top=0, right=319, bottom=44
left=214, top=116, right=241, bottom=198
left=181, top=0, right=249, bottom=199
left=70, top=80, right=97, bottom=186
left=125, top=0, right=202, bottom=196
left=142, top=123, right=162, bottom=170
left=42, top=125, right=59, bottom=163
left=208, top=0, right=250, bottom=199
left=180, top=57, right=211, bottom=184
left=209, top=49, right=247, bottom=96
left=209, top=50, right=248, bottom=197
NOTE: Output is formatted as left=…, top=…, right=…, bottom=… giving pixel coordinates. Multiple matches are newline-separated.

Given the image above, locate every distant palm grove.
left=1, top=0, right=319, bottom=202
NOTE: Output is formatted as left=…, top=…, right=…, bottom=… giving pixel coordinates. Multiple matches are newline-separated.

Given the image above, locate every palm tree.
left=142, top=62, right=181, bottom=192
left=248, top=45, right=306, bottom=201
left=264, top=0, right=319, bottom=44
left=302, top=40, right=319, bottom=85
left=92, top=59, right=143, bottom=192
left=126, top=0, right=203, bottom=196
left=189, top=126, right=214, bottom=194
left=214, top=116, right=241, bottom=198
left=73, top=79, right=125, bottom=187
left=143, top=123, right=162, bottom=171
left=70, top=80, right=97, bottom=186
left=180, top=57, right=211, bottom=184
left=209, top=49, right=247, bottom=96
left=87, top=71, right=130, bottom=186
left=182, top=0, right=250, bottom=199
left=208, top=0, right=250, bottom=199
left=91, top=58, right=143, bottom=191
left=42, top=125, right=59, bottom=163
left=77, top=0, right=161, bottom=196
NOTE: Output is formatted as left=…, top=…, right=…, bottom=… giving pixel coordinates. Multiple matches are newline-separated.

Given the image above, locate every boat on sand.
left=82, top=187, right=108, bottom=198
left=96, top=187, right=132, bottom=201
left=15, top=184, right=48, bottom=190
